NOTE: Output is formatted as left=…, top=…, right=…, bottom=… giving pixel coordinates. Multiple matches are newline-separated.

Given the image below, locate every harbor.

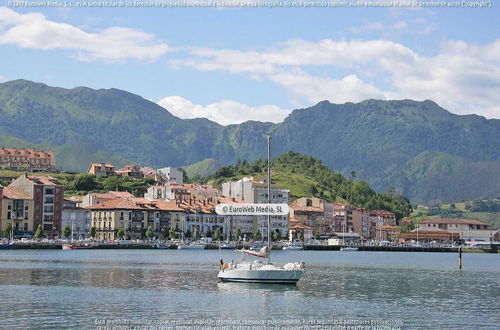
left=2, top=240, right=499, bottom=253
left=0, top=249, right=498, bottom=329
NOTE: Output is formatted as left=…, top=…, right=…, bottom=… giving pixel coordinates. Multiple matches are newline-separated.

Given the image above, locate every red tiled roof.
left=90, top=193, right=116, bottom=199
left=3, top=186, right=32, bottom=200
left=420, top=218, right=488, bottom=226
left=380, top=225, right=400, bottom=231
left=399, top=231, right=460, bottom=239
left=290, top=204, right=324, bottom=212
left=155, top=200, right=184, bottom=212
left=370, top=210, right=396, bottom=217
left=0, top=148, right=54, bottom=158
left=26, top=175, right=61, bottom=186
left=109, top=191, right=134, bottom=198
left=67, top=195, right=84, bottom=202
left=218, top=196, right=245, bottom=204
left=88, top=198, right=143, bottom=210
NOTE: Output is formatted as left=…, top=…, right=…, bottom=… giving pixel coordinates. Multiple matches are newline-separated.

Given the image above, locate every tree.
left=62, top=225, right=71, bottom=239
left=145, top=226, right=154, bottom=240
left=299, top=231, right=305, bottom=241
left=3, top=222, right=12, bottom=238
left=315, top=232, right=320, bottom=240
left=89, top=227, right=97, bottom=239
left=273, top=229, right=282, bottom=241
left=253, top=229, right=262, bottom=240
left=185, top=229, right=191, bottom=239
left=101, top=176, right=126, bottom=192
left=168, top=228, right=176, bottom=240
left=34, top=225, right=46, bottom=240
left=117, top=228, right=126, bottom=239
left=236, top=228, right=242, bottom=240
left=73, top=174, right=100, bottom=191
left=213, top=228, right=221, bottom=241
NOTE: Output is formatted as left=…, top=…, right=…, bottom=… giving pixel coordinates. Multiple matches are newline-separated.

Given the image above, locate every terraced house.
left=88, top=198, right=185, bottom=240
left=0, top=148, right=56, bottom=172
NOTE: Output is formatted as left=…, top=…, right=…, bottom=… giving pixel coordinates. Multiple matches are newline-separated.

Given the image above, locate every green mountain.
left=181, top=158, right=219, bottom=179
left=207, top=151, right=412, bottom=220
left=1, top=79, right=499, bottom=204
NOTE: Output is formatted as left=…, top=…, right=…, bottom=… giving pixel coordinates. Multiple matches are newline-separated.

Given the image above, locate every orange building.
left=87, top=163, right=115, bottom=176
left=0, top=148, right=56, bottom=172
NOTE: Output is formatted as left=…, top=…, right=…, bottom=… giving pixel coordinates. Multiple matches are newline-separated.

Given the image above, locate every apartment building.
left=88, top=198, right=185, bottom=240
left=156, top=167, right=183, bottom=184
left=9, top=175, right=64, bottom=238
left=222, top=177, right=289, bottom=238
left=0, top=186, right=34, bottom=236
left=0, top=148, right=56, bottom=172
left=289, top=197, right=328, bottom=236
left=61, top=199, right=90, bottom=240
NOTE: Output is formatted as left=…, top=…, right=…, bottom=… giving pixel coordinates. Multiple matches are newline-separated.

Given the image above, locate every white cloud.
left=0, top=7, right=168, bottom=62
left=268, top=70, right=388, bottom=105
left=157, top=96, right=291, bottom=125
left=172, top=38, right=500, bottom=118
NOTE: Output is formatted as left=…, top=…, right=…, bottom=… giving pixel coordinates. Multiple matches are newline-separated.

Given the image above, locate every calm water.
left=0, top=250, right=499, bottom=329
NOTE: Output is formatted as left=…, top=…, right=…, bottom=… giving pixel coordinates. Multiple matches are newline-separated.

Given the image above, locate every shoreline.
left=1, top=242, right=498, bottom=253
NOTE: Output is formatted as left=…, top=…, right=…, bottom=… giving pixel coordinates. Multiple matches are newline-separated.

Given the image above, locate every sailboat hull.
left=217, top=262, right=305, bottom=284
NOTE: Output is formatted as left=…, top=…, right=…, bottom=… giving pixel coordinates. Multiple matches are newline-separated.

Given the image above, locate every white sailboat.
left=217, top=136, right=306, bottom=284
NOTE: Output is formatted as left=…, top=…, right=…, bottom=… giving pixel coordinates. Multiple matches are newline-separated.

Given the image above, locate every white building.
left=157, top=167, right=183, bottom=184
left=61, top=199, right=90, bottom=240
left=222, top=177, right=289, bottom=238
left=417, top=218, right=498, bottom=243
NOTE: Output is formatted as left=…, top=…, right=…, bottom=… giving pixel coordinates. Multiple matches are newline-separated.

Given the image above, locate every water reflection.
left=0, top=250, right=498, bottom=329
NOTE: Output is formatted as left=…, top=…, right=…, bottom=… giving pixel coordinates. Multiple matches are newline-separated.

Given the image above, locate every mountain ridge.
left=1, top=79, right=499, bottom=204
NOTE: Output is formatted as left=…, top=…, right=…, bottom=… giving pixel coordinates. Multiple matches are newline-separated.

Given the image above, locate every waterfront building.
left=331, top=202, right=354, bottom=233
left=369, top=210, right=397, bottom=226
left=218, top=196, right=253, bottom=240
left=0, top=186, right=34, bottom=237
left=289, top=223, right=313, bottom=241
left=351, top=207, right=372, bottom=239
left=81, top=191, right=134, bottom=208
left=178, top=197, right=226, bottom=240
left=418, top=218, right=489, bottom=231
left=398, top=231, right=460, bottom=243
left=289, top=197, right=329, bottom=237
left=87, top=163, right=115, bottom=176
left=115, top=165, right=144, bottom=179
left=0, top=148, right=56, bottom=172
left=9, top=175, right=64, bottom=238
left=416, top=218, right=497, bottom=243
left=156, top=167, right=183, bottom=184
left=222, top=177, right=289, bottom=238
left=373, top=225, right=401, bottom=241
left=61, top=199, right=90, bottom=240
left=88, top=197, right=185, bottom=240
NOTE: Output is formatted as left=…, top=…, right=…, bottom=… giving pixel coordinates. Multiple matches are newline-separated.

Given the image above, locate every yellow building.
left=88, top=198, right=185, bottom=241
left=1, top=186, right=35, bottom=236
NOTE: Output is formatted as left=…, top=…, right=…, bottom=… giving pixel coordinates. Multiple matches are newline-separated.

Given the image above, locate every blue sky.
left=0, top=1, right=499, bottom=124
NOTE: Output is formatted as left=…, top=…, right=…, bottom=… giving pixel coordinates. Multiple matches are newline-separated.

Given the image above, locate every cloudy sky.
left=0, top=1, right=498, bottom=124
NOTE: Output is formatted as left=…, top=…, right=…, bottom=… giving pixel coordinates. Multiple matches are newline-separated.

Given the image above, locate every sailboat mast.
left=267, top=136, right=272, bottom=262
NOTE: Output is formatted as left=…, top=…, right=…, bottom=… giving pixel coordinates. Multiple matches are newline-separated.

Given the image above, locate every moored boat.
left=217, top=136, right=306, bottom=285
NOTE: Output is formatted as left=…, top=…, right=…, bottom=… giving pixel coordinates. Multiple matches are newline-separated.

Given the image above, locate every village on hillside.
left=1, top=148, right=499, bottom=247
